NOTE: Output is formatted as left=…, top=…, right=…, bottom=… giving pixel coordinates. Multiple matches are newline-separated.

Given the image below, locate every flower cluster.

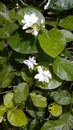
left=23, top=56, right=52, bottom=83
left=21, top=13, right=45, bottom=36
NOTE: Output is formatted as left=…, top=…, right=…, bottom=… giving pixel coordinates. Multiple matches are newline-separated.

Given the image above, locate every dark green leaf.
left=49, top=0, right=73, bottom=11
left=41, top=113, right=73, bottom=130
left=0, top=64, right=13, bottom=88
left=14, top=82, right=29, bottom=104
left=7, top=33, right=38, bottom=54
left=50, top=90, right=71, bottom=105
left=0, top=21, right=18, bottom=39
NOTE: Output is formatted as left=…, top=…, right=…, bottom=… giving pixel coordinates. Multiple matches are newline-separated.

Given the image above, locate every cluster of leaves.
left=0, top=0, right=73, bottom=130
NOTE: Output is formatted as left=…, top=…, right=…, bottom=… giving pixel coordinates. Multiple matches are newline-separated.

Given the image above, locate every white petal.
left=44, top=0, right=50, bottom=10
left=37, top=66, right=43, bottom=74
left=34, top=74, right=44, bottom=82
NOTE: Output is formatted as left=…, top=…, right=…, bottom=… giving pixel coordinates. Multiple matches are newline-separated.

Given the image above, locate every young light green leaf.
left=7, top=109, right=28, bottom=127
left=3, top=92, right=14, bottom=109
left=48, top=103, right=62, bottom=117
left=0, top=105, right=7, bottom=116
left=38, top=28, right=66, bottom=58
left=59, top=15, right=73, bottom=30
left=30, top=91, right=47, bottom=108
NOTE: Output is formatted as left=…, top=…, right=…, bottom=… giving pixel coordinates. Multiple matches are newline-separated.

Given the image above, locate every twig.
left=18, top=0, right=28, bottom=6
left=38, top=0, right=47, bottom=7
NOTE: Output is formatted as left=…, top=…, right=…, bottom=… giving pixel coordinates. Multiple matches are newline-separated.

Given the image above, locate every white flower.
left=44, top=0, right=50, bottom=10
left=23, top=56, right=37, bottom=69
left=22, top=13, right=38, bottom=30
left=34, top=66, right=52, bottom=83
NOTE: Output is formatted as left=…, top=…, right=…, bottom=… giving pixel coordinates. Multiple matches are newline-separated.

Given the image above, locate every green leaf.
left=0, top=64, right=13, bottom=88
left=30, top=91, right=47, bottom=108
left=60, top=29, right=73, bottom=42
left=36, top=77, right=62, bottom=90
left=59, top=15, right=73, bottom=31
left=0, top=105, right=7, bottom=116
left=48, top=103, right=62, bottom=117
left=41, top=113, right=73, bottom=130
left=3, top=92, right=14, bottom=109
left=49, top=0, right=73, bottom=11
left=0, top=2, right=9, bottom=20
left=7, top=109, right=28, bottom=127
left=7, top=33, right=38, bottom=54
left=59, top=113, right=73, bottom=130
left=0, top=21, right=18, bottom=39
left=41, top=120, right=65, bottom=130
left=21, top=71, right=33, bottom=83
left=38, top=28, right=66, bottom=58
left=14, top=82, right=29, bottom=104
left=52, top=56, right=73, bottom=81
left=50, top=90, right=71, bottom=105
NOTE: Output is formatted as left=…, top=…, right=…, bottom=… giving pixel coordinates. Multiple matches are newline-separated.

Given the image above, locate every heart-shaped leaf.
left=38, top=28, right=66, bottom=58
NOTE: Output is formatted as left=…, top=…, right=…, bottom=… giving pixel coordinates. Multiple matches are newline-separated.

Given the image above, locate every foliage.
left=0, top=0, right=73, bottom=130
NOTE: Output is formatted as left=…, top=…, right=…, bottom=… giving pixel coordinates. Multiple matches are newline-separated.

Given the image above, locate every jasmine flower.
left=22, top=13, right=38, bottom=30
left=34, top=66, right=52, bottom=83
left=23, top=56, right=37, bottom=70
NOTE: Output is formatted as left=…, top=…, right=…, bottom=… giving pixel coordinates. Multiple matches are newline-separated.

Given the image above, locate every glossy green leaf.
left=38, top=28, right=66, bottom=58
left=30, top=91, right=47, bottom=108
left=7, top=109, right=28, bottom=127
left=50, top=90, right=71, bottom=105
left=7, top=33, right=38, bottom=54
left=3, top=92, right=14, bottom=109
left=14, top=82, right=29, bottom=104
left=59, top=15, right=73, bottom=30
left=41, top=113, right=73, bottom=130
left=49, top=0, right=73, bottom=10
left=0, top=105, right=7, bottom=116
left=48, top=103, right=62, bottom=117
left=41, top=120, right=65, bottom=130
left=59, top=113, right=73, bottom=130
left=61, top=29, right=73, bottom=42
left=27, top=108, right=45, bottom=119
left=52, top=56, right=73, bottom=81
left=0, top=64, right=13, bottom=88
